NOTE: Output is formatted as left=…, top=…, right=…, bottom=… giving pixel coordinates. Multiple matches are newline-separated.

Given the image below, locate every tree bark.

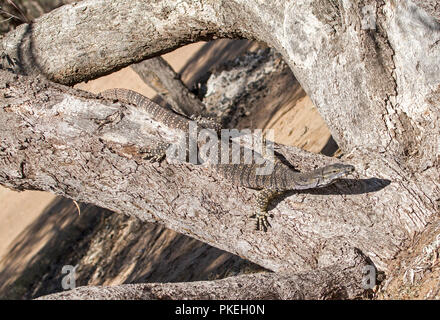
left=38, top=247, right=371, bottom=300
left=415, top=0, right=440, bottom=22
left=131, top=57, right=205, bottom=116
left=0, top=0, right=76, bottom=34
left=1, top=0, right=438, bottom=157
left=0, top=68, right=434, bottom=274
left=1, top=0, right=439, bottom=298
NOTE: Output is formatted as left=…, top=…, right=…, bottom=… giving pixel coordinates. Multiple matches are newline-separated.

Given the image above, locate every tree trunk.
left=1, top=0, right=439, bottom=299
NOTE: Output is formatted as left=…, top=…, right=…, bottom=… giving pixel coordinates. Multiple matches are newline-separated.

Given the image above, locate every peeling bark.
left=415, top=0, right=440, bottom=22
left=1, top=1, right=438, bottom=158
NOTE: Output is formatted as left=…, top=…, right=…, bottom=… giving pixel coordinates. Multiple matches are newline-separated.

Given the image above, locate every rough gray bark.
left=38, top=247, right=371, bottom=300
left=131, top=57, right=205, bottom=116
left=0, top=0, right=243, bottom=84
left=202, top=48, right=294, bottom=128
left=0, top=68, right=432, bottom=273
left=0, top=0, right=76, bottom=34
left=0, top=0, right=439, bottom=299
left=416, top=0, right=440, bottom=22
left=1, top=0, right=438, bottom=157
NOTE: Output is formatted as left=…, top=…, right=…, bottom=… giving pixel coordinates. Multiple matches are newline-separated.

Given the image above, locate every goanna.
left=100, top=88, right=355, bottom=231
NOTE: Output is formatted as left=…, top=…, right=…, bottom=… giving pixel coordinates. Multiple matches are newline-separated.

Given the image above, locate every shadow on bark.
left=179, top=39, right=256, bottom=90
left=320, top=136, right=340, bottom=157
left=0, top=196, right=265, bottom=299
left=270, top=178, right=391, bottom=211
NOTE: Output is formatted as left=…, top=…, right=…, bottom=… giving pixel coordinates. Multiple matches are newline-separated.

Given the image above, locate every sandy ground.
left=0, top=40, right=333, bottom=299
left=0, top=189, right=56, bottom=263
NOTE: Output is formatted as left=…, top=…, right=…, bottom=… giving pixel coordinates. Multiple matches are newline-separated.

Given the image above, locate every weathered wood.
left=38, top=247, right=371, bottom=300
left=1, top=1, right=438, bottom=159
left=131, top=57, right=205, bottom=116
left=0, top=70, right=436, bottom=274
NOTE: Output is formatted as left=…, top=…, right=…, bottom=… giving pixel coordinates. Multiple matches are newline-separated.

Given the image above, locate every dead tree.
left=0, top=0, right=439, bottom=299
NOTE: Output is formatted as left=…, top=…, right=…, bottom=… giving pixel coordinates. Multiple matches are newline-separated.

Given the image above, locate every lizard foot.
left=141, top=142, right=170, bottom=162
left=251, top=189, right=281, bottom=232
left=249, top=211, right=273, bottom=232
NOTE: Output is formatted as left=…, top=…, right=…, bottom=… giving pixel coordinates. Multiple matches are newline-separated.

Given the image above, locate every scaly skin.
left=100, top=88, right=355, bottom=231
left=241, top=163, right=355, bottom=230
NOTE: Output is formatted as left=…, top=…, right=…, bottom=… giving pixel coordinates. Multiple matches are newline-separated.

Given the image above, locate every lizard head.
left=318, top=163, right=355, bottom=186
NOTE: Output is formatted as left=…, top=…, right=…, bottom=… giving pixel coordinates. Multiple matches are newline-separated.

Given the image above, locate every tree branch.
left=38, top=247, right=372, bottom=299
left=1, top=70, right=437, bottom=274
left=0, top=0, right=438, bottom=300
left=414, top=0, right=440, bottom=22
left=0, top=0, right=244, bottom=85
left=131, top=57, right=205, bottom=116
left=1, top=0, right=438, bottom=162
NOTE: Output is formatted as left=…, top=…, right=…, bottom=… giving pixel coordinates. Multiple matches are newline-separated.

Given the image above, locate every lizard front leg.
left=190, top=114, right=222, bottom=134
left=250, top=188, right=282, bottom=231
left=140, top=141, right=170, bottom=162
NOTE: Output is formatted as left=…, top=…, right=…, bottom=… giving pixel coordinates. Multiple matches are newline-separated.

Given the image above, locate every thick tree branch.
left=1, top=70, right=437, bottom=274
left=0, top=0, right=244, bottom=85
left=0, top=0, right=438, bottom=300
left=1, top=0, right=438, bottom=161
left=38, top=247, right=372, bottom=300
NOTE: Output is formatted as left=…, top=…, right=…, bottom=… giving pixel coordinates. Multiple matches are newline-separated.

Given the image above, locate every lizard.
left=99, top=88, right=355, bottom=231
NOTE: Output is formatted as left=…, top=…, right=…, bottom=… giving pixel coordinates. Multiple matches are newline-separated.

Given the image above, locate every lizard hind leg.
left=250, top=189, right=282, bottom=232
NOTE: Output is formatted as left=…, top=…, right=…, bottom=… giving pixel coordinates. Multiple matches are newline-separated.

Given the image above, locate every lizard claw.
left=141, top=142, right=170, bottom=162
left=252, top=189, right=278, bottom=232
left=250, top=211, right=272, bottom=232
left=145, top=154, right=165, bottom=162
